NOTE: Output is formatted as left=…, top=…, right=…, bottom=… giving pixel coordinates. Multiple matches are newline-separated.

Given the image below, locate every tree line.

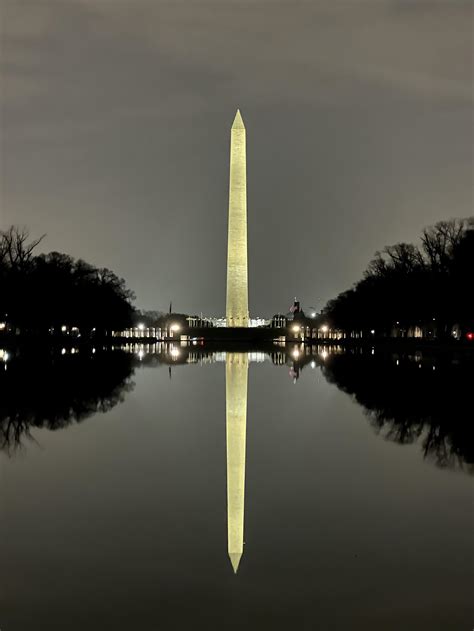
left=0, top=226, right=135, bottom=335
left=320, top=218, right=474, bottom=339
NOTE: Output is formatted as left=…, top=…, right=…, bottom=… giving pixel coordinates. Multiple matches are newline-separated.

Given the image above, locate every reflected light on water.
left=226, top=353, right=248, bottom=574
left=0, top=349, right=8, bottom=371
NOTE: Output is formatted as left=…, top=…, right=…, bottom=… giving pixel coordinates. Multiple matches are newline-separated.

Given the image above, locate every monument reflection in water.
left=225, top=352, right=248, bottom=573
left=1, top=343, right=472, bottom=572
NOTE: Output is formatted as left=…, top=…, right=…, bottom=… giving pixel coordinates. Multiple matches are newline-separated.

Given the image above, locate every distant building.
left=289, top=298, right=301, bottom=318
left=272, top=314, right=287, bottom=328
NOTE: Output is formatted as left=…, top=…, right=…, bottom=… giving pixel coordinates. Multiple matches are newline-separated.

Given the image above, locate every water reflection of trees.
left=3, top=344, right=472, bottom=472
left=0, top=350, right=134, bottom=454
left=319, top=350, right=473, bottom=473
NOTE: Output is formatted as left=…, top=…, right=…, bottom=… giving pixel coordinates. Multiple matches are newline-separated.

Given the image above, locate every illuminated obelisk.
left=226, top=109, right=249, bottom=327
left=226, top=352, right=249, bottom=573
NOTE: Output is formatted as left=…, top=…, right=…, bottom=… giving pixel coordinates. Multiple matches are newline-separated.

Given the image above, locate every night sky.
left=1, top=1, right=472, bottom=316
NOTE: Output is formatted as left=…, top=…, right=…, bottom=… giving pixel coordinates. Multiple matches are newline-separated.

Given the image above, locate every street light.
left=169, top=323, right=180, bottom=339
left=292, top=324, right=302, bottom=340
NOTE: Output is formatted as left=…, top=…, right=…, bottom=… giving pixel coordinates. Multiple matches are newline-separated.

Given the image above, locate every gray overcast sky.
left=1, top=0, right=472, bottom=316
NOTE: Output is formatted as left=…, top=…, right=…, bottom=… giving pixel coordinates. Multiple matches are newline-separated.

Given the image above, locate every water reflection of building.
left=270, top=351, right=286, bottom=365
left=226, top=353, right=248, bottom=573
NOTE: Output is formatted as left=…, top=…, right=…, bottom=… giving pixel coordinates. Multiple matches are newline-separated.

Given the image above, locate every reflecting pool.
left=1, top=344, right=472, bottom=630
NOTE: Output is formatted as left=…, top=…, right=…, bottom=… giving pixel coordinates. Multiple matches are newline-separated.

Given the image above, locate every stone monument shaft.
left=226, top=109, right=249, bottom=327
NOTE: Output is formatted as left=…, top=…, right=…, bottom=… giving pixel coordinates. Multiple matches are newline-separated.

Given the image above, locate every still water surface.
left=1, top=344, right=472, bottom=630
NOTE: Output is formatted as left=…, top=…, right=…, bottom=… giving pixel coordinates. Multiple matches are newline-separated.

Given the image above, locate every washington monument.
left=225, top=111, right=249, bottom=574
left=226, top=109, right=249, bottom=327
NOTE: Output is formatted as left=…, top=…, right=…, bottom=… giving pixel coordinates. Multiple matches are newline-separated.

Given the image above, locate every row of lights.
left=137, top=323, right=180, bottom=333
left=60, top=348, right=96, bottom=355
left=136, top=345, right=181, bottom=361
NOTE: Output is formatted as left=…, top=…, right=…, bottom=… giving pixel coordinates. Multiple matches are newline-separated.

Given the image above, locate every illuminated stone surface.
left=226, top=110, right=249, bottom=328
left=226, top=352, right=248, bottom=573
